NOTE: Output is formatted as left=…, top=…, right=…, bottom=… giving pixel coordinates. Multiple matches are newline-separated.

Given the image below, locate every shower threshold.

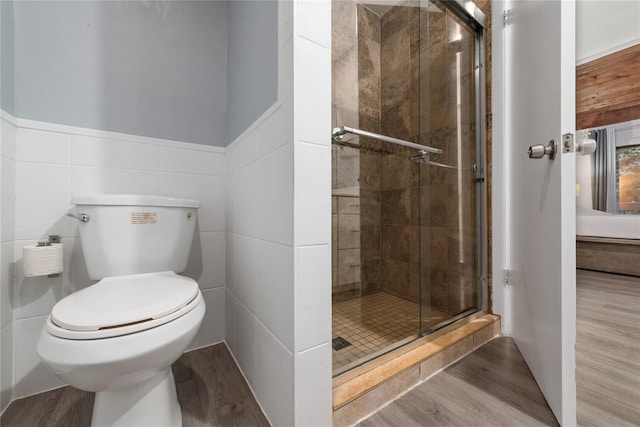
left=332, top=312, right=500, bottom=425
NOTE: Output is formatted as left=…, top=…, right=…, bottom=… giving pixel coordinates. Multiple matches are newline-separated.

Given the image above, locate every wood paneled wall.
left=576, top=44, right=640, bottom=130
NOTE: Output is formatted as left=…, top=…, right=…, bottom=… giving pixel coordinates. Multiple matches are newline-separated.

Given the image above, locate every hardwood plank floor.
left=576, top=269, right=640, bottom=427
left=357, top=337, right=559, bottom=427
left=0, top=343, right=269, bottom=427
left=359, top=270, right=640, bottom=427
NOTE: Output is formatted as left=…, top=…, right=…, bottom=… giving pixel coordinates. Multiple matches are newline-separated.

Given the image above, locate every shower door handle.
left=528, top=140, right=557, bottom=160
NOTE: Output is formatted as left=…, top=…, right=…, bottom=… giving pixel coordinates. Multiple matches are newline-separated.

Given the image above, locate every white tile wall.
left=295, top=245, right=331, bottom=353
left=186, top=287, right=225, bottom=351
left=256, top=323, right=294, bottom=427
left=7, top=119, right=226, bottom=401
left=256, top=240, right=294, bottom=351
left=0, top=156, right=16, bottom=243
left=15, top=162, right=72, bottom=240
left=183, top=231, right=225, bottom=290
left=295, top=142, right=331, bottom=246
left=294, top=343, right=332, bottom=427
left=71, top=135, right=158, bottom=171
left=2, top=1, right=333, bottom=420
left=16, top=129, right=70, bottom=165
left=1, top=323, right=14, bottom=413
left=1, top=114, right=16, bottom=415
left=14, top=315, right=64, bottom=398
left=255, top=143, right=294, bottom=245
left=233, top=298, right=258, bottom=387
left=0, top=242, right=13, bottom=328
left=223, top=1, right=332, bottom=425
left=292, top=2, right=332, bottom=426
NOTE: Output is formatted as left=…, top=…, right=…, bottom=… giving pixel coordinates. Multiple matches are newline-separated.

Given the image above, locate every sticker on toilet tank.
left=131, top=212, right=158, bottom=224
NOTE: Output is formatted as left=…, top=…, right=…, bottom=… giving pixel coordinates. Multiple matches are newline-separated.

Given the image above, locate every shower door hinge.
left=503, top=9, right=511, bottom=26
left=504, top=269, right=512, bottom=286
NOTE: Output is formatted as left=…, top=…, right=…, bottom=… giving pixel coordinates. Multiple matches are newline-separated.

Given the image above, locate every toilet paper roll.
left=23, top=243, right=64, bottom=277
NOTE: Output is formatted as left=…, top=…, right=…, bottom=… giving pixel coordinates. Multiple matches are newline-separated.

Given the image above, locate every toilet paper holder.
left=39, top=235, right=61, bottom=278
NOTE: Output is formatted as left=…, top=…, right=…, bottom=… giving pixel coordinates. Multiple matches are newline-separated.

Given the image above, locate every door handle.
left=528, top=140, right=557, bottom=160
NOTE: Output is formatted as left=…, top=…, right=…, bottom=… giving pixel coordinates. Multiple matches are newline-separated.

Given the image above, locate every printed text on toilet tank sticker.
left=131, top=212, right=158, bottom=224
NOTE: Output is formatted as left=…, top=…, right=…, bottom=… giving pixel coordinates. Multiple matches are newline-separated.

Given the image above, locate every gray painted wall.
left=1, top=0, right=15, bottom=115
left=226, top=0, right=278, bottom=143
left=13, top=1, right=227, bottom=146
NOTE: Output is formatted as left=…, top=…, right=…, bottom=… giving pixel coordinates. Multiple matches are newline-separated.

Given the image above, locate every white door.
left=499, top=0, right=577, bottom=425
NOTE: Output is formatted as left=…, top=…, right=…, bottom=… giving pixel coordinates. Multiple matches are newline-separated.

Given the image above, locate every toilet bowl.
left=37, top=271, right=206, bottom=427
left=36, top=194, right=205, bottom=426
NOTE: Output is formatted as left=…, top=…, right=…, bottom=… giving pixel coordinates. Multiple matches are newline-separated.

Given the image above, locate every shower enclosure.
left=331, top=0, right=486, bottom=375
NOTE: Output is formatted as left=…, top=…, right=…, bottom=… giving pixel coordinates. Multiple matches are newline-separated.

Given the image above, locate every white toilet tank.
left=71, top=194, right=200, bottom=280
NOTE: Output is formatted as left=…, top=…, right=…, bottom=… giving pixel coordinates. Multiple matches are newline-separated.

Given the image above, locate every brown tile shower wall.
left=378, top=3, right=422, bottom=304
left=331, top=0, right=492, bottom=310
left=358, top=5, right=383, bottom=297
left=420, top=2, right=479, bottom=314
left=332, top=0, right=361, bottom=302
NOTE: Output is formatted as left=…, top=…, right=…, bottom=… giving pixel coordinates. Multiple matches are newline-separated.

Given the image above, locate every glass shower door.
left=418, top=1, right=483, bottom=334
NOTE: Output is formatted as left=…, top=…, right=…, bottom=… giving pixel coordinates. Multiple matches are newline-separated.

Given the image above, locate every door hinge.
left=503, top=9, right=511, bottom=25
left=504, top=269, right=512, bottom=286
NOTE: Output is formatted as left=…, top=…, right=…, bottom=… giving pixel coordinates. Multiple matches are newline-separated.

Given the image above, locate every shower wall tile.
left=381, top=154, right=411, bottom=191
left=333, top=0, right=357, bottom=37
left=360, top=154, right=381, bottom=190
left=360, top=225, right=381, bottom=259
left=381, top=101, right=411, bottom=140
left=335, top=146, right=359, bottom=191
left=359, top=190, right=381, bottom=226
left=361, top=256, right=382, bottom=295
left=337, top=214, right=360, bottom=250
left=381, top=225, right=418, bottom=265
left=381, top=188, right=411, bottom=226
left=358, top=34, right=381, bottom=78
left=380, top=257, right=419, bottom=303
left=381, top=1, right=411, bottom=40
left=337, top=196, right=360, bottom=215
left=338, top=248, right=360, bottom=286
left=357, top=5, right=381, bottom=42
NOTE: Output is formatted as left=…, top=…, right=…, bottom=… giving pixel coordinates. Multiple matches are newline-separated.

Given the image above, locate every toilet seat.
left=46, top=271, right=201, bottom=340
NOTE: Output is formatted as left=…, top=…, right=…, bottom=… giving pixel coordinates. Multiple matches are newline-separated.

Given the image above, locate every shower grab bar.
left=409, top=151, right=474, bottom=172
left=332, top=126, right=443, bottom=155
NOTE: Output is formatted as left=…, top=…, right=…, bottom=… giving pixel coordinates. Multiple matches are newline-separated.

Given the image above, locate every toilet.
left=37, top=194, right=206, bottom=427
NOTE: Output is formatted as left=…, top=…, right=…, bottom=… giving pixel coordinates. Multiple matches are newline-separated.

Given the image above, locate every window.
left=616, top=144, right=640, bottom=214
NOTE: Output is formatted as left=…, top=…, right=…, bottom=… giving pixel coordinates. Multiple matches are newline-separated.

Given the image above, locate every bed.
left=576, top=207, right=640, bottom=276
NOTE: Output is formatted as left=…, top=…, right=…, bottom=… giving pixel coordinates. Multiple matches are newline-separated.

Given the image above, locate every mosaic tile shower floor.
left=332, top=292, right=449, bottom=372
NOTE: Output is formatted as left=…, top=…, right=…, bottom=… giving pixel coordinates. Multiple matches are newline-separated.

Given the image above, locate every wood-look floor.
left=576, top=269, right=640, bottom=427
left=0, top=344, right=269, bottom=427
left=357, top=336, right=559, bottom=427
left=3, top=270, right=638, bottom=427
left=360, top=270, right=640, bottom=427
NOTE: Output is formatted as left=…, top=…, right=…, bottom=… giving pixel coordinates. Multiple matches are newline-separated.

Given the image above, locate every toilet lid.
left=51, top=271, right=199, bottom=332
